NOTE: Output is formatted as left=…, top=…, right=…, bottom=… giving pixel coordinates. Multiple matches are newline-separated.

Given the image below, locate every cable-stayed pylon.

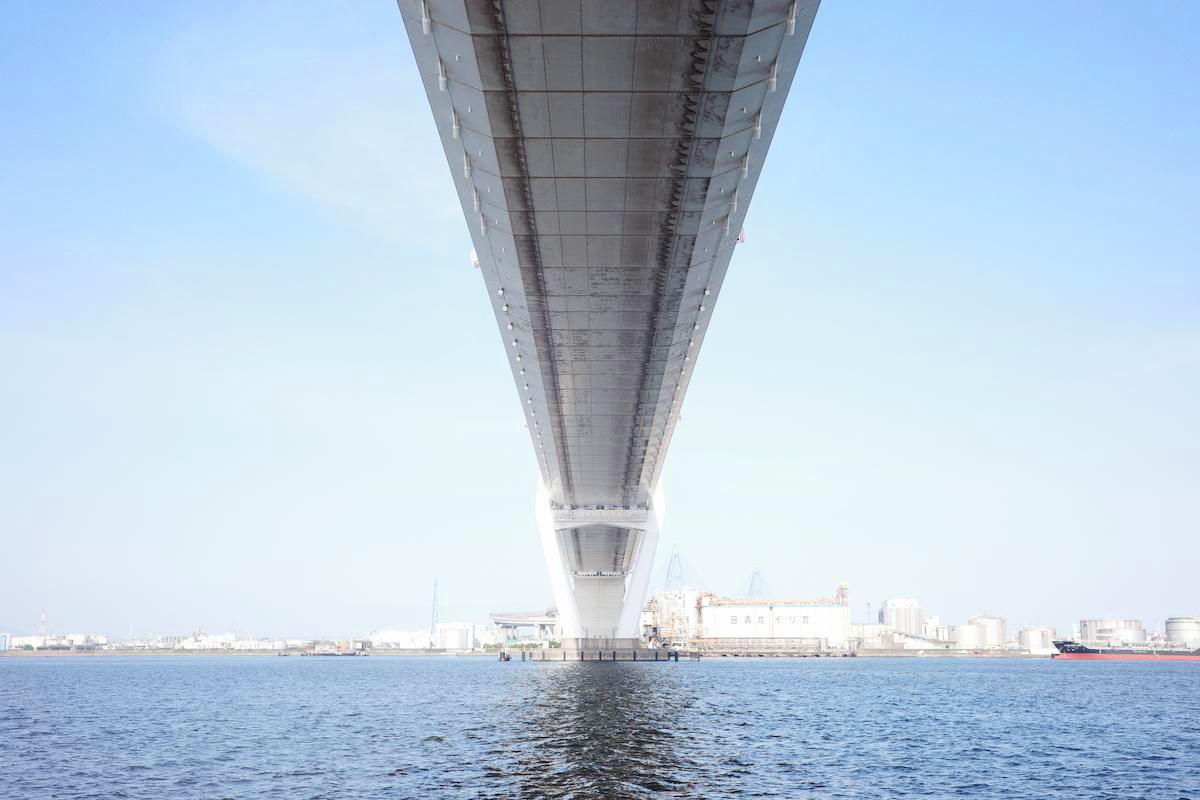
left=663, top=544, right=687, bottom=591
left=746, top=564, right=772, bottom=599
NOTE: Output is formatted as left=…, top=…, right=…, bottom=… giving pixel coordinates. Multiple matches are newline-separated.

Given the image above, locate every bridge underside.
left=400, top=0, right=817, bottom=640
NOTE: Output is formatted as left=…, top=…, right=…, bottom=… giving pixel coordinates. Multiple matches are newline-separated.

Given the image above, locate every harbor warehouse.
left=699, top=589, right=851, bottom=649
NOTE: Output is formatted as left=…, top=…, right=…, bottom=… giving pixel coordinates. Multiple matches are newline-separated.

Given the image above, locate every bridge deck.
left=401, top=0, right=819, bottom=638
left=401, top=0, right=817, bottom=508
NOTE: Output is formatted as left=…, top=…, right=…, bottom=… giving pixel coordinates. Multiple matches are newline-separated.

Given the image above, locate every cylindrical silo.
left=438, top=627, right=471, bottom=651
left=1165, top=617, right=1200, bottom=648
left=1019, top=626, right=1055, bottom=653
left=968, top=614, right=1007, bottom=648
left=952, top=623, right=986, bottom=649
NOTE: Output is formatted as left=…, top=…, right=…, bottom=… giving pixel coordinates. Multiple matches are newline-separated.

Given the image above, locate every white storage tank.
left=437, top=626, right=471, bottom=651
left=968, top=614, right=1007, bottom=648
left=952, top=623, right=987, bottom=649
left=1080, top=618, right=1145, bottom=645
left=1018, top=626, right=1056, bottom=654
left=1165, top=617, right=1200, bottom=648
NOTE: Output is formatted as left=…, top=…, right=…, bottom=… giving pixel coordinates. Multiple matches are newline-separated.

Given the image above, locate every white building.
left=230, top=639, right=286, bottom=651
left=850, top=623, right=890, bottom=643
left=8, top=633, right=108, bottom=650
left=698, top=585, right=852, bottom=650
left=922, top=615, right=950, bottom=641
left=177, top=633, right=236, bottom=650
left=488, top=610, right=559, bottom=644
left=643, top=585, right=852, bottom=651
left=10, top=635, right=45, bottom=650
left=66, top=633, right=108, bottom=647
left=703, top=600, right=850, bottom=647
left=368, top=629, right=433, bottom=649
left=651, top=588, right=705, bottom=645
left=851, top=622, right=950, bottom=651
left=477, top=626, right=507, bottom=648
left=366, top=624, right=491, bottom=651
left=878, top=598, right=923, bottom=636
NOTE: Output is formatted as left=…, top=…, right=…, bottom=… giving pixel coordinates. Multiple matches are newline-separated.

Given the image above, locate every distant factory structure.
left=489, top=611, right=558, bottom=644
left=1079, top=618, right=1147, bottom=645
left=852, top=608, right=1036, bottom=655
left=878, top=598, right=923, bottom=636
left=367, top=623, right=505, bottom=652
left=115, top=632, right=321, bottom=652
left=1019, top=626, right=1057, bottom=654
left=951, top=614, right=1008, bottom=649
left=633, top=571, right=1200, bottom=658
left=1, top=609, right=110, bottom=652
left=857, top=609, right=1200, bottom=657
left=1166, top=617, right=1200, bottom=648
left=1075, top=616, right=1200, bottom=649
left=644, top=585, right=852, bottom=655
left=6, top=602, right=1197, bottom=659
left=7, top=632, right=110, bottom=651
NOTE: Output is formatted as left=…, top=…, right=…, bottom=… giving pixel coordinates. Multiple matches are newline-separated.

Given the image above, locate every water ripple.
left=1, top=657, right=1199, bottom=798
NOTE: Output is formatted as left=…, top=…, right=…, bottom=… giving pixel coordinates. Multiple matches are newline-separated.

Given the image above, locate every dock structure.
left=514, top=647, right=680, bottom=662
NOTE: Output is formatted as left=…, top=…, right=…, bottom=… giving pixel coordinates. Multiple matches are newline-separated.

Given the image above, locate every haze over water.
left=4, top=656, right=1198, bottom=799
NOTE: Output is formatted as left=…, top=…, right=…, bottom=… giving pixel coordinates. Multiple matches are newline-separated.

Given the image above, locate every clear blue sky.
left=2, top=2, right=1196, bottom=639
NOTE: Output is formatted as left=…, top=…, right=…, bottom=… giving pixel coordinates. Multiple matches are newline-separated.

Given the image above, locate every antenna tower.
left=38, top=608, right=46, bottom=636
left=429, top=579, right=439, bottom=647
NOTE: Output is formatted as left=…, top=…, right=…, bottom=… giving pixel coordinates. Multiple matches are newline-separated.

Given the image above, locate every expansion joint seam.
left=621, top=0, right=720, bottom=502
left=417, top=16, right=800, bottom=41
left=489, top=0, right=574, bottom=501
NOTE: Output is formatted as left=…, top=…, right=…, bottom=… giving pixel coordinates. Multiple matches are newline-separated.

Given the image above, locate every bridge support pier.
left=535, top=479, right=665, bottom=652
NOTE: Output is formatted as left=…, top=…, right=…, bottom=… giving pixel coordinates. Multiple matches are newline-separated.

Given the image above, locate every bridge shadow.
left=482, top=663, right=701, bottom=798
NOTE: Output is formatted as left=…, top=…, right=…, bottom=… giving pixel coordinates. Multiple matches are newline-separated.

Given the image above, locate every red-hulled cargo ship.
left=1052, top=640, right=1200, bottom=661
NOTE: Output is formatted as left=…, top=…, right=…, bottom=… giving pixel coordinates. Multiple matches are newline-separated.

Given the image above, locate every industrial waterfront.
left=5, top=587, right=1197, bottom=660
left=3, top=0, right=1197, bottom=795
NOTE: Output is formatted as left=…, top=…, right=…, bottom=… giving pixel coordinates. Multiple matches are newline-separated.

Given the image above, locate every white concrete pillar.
left=535, top=477, right=665, bottom=644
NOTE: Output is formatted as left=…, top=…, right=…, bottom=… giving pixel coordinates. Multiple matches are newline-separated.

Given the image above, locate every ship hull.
left=1052, top=640, right=1200, bottom=661
left=1053, top=652, right=1200, bottom=661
